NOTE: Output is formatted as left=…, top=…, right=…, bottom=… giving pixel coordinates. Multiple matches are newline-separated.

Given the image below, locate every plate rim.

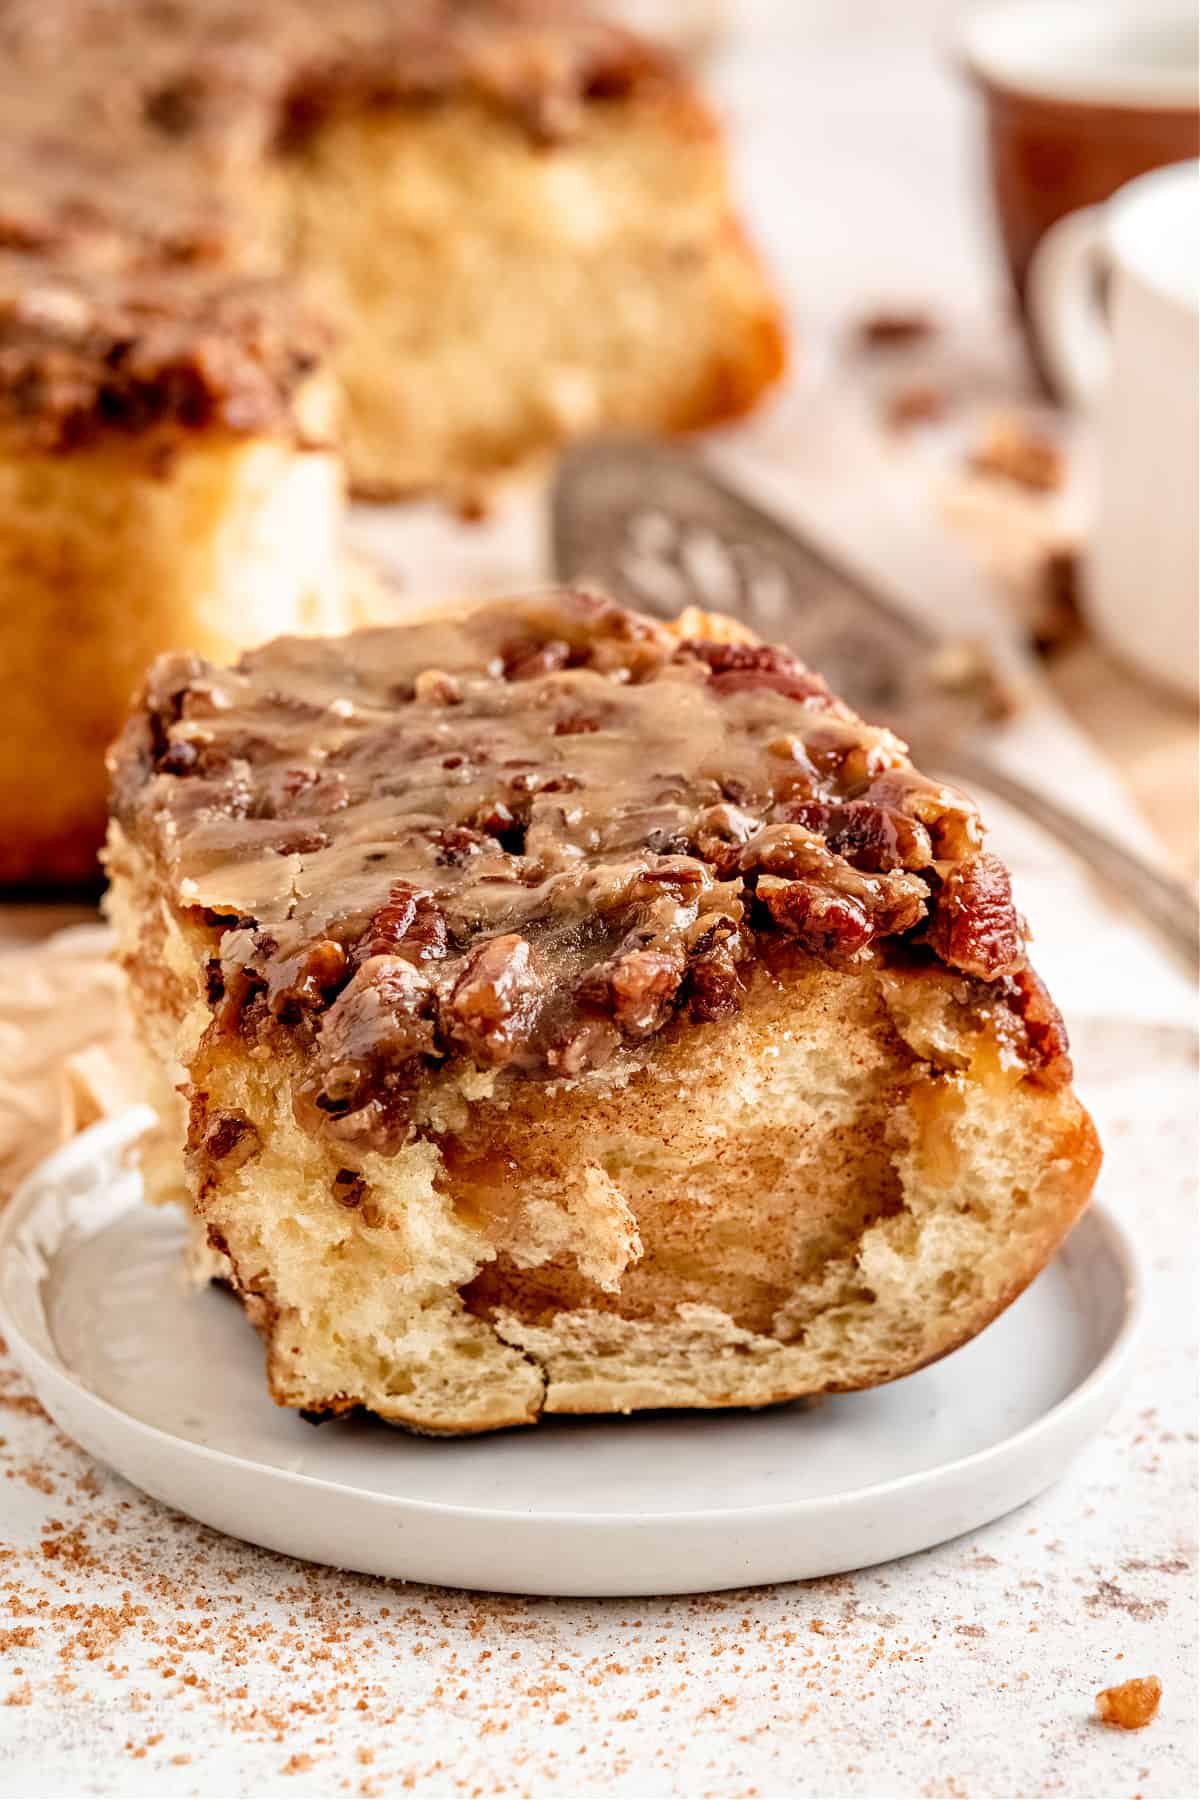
left=0, top=1107, right=1145, bottom=1530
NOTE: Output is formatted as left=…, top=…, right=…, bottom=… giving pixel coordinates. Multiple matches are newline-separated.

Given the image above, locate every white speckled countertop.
left=0, top=4, right=1196, bottom=1795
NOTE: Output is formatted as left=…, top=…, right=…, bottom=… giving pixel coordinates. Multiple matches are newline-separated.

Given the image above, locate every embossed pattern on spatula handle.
left=551, top=435, right=982, bottom=745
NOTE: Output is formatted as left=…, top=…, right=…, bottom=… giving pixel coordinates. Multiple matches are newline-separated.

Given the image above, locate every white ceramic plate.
left=0, top=1109, right=1143, bottom=1597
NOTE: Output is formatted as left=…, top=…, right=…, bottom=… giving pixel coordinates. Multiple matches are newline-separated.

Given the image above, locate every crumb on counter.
left=969, top=413, right=1064, bottom=493
left=1095, top=1674, right=1162, bottom=1730
left=856, top=310, right=939, bottom=349
left=883, top=382, right=948, bottom=431
left=1031, top=545, right=1084, bottom=658
left=928, top=640, right=1023, bottom=723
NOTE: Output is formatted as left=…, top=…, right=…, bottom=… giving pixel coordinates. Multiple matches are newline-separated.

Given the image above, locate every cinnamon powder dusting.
left=0, top=1322, right=1193, bottom=1795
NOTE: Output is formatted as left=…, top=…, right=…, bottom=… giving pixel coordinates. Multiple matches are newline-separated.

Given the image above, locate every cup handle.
left=1027, top=206, right=1109, bottom=408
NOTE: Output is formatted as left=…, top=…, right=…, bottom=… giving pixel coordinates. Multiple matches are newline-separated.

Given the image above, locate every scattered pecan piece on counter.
left=855, top=308, right=939, bottom=349
left=1095, top=1676, right=1162, bottom=1730
left=883, top=381, right=949, bottom=432
left=969, top=412, right=1064, bottom=492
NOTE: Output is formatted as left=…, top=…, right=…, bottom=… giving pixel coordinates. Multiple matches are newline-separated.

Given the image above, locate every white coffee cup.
left=1029, top=159, right=1198, bottom=698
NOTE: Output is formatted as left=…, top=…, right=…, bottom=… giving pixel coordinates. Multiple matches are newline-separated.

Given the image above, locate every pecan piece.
left=548, top=1018, right=622, bottom=1077
left=691, top=802, right=759, bottom=875
left=552, top=708, right=603, bottom=736
left=689, top=639, right=834, bottom=707
left=1004, top=965, right=1073, bottom=1086
left=756, top=874, right=875, bottom=958
left=265, top=937, right=347, bottom=1020
left=501, top=637, right=571, bottom=680
left=685, top=948, right=744, bottom=1021
left=782, top=797, right=933, bottom=873
left=263, top=765, right=349, bottom=820
left=331, top=1169, right=368, bottom=1211
left=187, top=1107, right=260, bottom=1197
left=310, top=955, right=438, bottom=1116
left=358, top=883, right=448, bottom=964
left=413, top=668, right=463, bottom=705
left=446, top=935, right=542, bottom=1067
left=578, top=947, right=686, bottom=1039
left=1095, top=1676, right=1161, bottom=1731
left=927, top=853, right=1025, bottom=980
left=867, top=770, right=981, bottom=862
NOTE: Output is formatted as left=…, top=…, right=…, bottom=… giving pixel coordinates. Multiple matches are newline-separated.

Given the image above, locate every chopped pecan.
left=685, top=948, right=745, bottom=1021
left=331, top=1169, right=367, bottom=1211
left=1004, top=965, right=1073, bottom=1086
left=501, top=638, right=571, bottom=680
left=446, top=935, right=543, bottom=1067
left=867, top=770, right=981, bottom=862
left=782, top=796, right=933, bottom=872
left=429, top=825, right=487, bottom=867
left=737, top=821, right=830, bottom=878
left=552, top=708, right=603, bottom=736
left=413, top=668, right=463, bottom=705
left=686, top=639, right=833, bottom=707
left=756, top=874, right=875, bottom=958
left=691, top=802, right=759, bottom=874
left=187, top=1107, right=260, bottom=1197
left=310, top=955, right=438, bottom=1114
left=270, top=826, right=330, bottom=856
left=265, top=937, right=347, bottom=1020
left=857, top=308, right=938, bottom=349
left=198, top=1109, right=260, bottom=1169
left=263, top=765, right=349, bottom=820
left=1095, top=1676, right=1161, bottom=1731
left=211, top=925, right=269, bottom=1027
left=578, top=947, right=685, bottom=1038
left=548, top=1018, right=622, bottom=1077
left=358, top=883, right=448, bottom=965
left=926, top=853, right=1025, bottom=980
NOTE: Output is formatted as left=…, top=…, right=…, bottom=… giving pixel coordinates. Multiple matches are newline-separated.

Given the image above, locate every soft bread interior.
left=107, top=824, right=1098, bottom=1435
left=284, top=94, right=784, bottom=498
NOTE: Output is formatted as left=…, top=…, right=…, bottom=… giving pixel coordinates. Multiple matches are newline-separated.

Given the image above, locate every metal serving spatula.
left=551, top=436, right=1197, bottom=969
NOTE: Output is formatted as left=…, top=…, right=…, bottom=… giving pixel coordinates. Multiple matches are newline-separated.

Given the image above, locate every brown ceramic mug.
left=959, top=0, right=1199, bottom=389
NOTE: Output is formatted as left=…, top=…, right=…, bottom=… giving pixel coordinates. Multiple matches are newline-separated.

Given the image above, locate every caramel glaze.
left=111, top=590, right=1072, bottom=1161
